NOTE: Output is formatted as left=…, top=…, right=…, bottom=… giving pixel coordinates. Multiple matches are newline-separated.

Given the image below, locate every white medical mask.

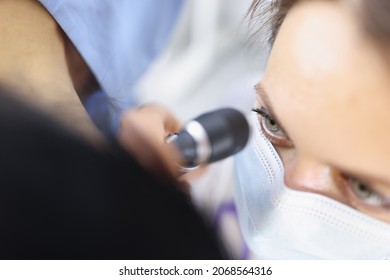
left=233, top=111, right=390, bottom=259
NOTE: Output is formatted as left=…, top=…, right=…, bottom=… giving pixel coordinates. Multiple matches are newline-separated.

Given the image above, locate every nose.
left=283, top=153, right=347, bottom=204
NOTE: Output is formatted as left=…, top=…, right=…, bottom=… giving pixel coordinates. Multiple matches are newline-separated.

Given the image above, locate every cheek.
left=273, top=145, right=293, bottom=170
left=271, top=86, right=390, bottom=183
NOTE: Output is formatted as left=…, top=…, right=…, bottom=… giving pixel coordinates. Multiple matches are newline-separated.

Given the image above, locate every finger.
left=136, top=103, right=182, bottom=134
left=118, top=105, right=184, bottom=179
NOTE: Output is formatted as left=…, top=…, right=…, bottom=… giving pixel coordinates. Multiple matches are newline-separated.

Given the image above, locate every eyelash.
left=340, top=174, right=390, bottom=210
left=252, top=105, right=390, bottom=211
left=251, top=107, right=293, bottom=147
left=252, top=103, right=390, bottom=210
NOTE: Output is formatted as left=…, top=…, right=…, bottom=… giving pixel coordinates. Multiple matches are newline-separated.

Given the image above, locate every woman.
left=231, top=0, right=390, bottom=259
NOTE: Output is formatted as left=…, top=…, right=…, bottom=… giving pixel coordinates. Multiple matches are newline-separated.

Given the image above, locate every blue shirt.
left=39, top=0, right=184, bottom=134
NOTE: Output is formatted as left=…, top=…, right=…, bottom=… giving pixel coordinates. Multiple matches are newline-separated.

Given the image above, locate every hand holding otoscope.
left=118, top=105, right=250, bottom=184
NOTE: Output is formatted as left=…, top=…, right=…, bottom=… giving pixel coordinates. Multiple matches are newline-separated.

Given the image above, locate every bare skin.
left=0, top=0, right=104, bottom=145
left=254, top=1, right=390, bottom=223
left=0, top=0, right=183, bottom=180
left=118, top=104, right=183, bottom=181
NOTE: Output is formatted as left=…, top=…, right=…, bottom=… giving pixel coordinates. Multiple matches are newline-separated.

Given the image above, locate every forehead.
left=263, top=1, right=390, bottom=179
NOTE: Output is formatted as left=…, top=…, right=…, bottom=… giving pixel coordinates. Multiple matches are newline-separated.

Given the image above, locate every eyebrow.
left=254, top=83, right=289, bottom=133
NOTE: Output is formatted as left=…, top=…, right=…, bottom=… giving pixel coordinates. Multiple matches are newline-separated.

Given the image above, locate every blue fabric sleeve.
left=39, top=0, right=184, bottom=134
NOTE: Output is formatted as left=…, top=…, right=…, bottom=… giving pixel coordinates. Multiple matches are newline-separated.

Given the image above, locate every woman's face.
left=255, top=1, right=390, bottom=222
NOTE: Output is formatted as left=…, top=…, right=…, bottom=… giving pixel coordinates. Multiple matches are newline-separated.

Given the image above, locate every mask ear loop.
left=240, top=113, right=390, bottom=259
left=252, top=111, right=285, bottom=205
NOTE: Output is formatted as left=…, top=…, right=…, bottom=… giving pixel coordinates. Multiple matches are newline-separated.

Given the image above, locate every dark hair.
left=247, top=0, right=295, bottom=45
left=247, top=0, right=390, bottom=46
left=0, top=86, right=226, bottom=259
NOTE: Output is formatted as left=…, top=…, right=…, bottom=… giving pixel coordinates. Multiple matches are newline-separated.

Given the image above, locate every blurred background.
left=134, top=0, right=268, bottom=122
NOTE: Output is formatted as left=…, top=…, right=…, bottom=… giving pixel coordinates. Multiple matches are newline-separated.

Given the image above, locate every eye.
left=349, top=177, right=386, bottom=207
left=251, top=107, right=293, bottom=147
left=264, top=116, right=280, bottom=133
